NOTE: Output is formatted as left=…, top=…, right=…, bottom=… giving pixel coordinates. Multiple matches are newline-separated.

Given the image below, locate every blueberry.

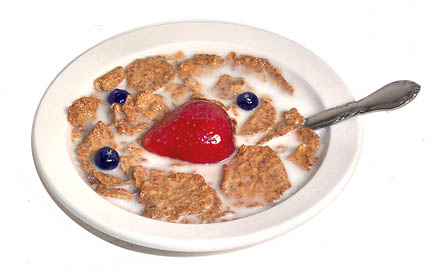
left=94, top=147, right=120, bottom=170
left=236, top=92, right=259, bottom=111
left=107, top=89, right=129, bottom=105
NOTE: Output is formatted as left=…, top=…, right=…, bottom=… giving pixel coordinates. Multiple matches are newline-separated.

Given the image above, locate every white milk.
left=67, top=50, right=329, bottom=222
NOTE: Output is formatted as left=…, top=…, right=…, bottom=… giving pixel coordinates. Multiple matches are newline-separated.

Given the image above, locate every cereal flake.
left=287, top=127, right=320, bottom=170
left=139, top=172, right=222, bottom=222
left=94, top=66, right=125, bottom=92
left=258, top=108, right=304, bottom=144
left=220, top=145, right=291, bottom=207
left=238, top=98, right=276, bottom=136
left=76, top=121, right=117, bottom=172
left=67, top=96, right=102, bottom=129
left=228, top=52, right=294, bottom=94
left=177, top=54, right=225, bottom=79
left=126, top=56, right=176, bottom=93
left=214, top=74, right=249, bottom=99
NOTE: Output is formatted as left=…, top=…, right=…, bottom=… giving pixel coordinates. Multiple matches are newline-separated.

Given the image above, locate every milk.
left=67, top=50, right=329, bottom=222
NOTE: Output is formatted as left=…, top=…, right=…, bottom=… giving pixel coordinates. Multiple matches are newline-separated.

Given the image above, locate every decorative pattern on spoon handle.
left=304, top=80, right=420, bottom=130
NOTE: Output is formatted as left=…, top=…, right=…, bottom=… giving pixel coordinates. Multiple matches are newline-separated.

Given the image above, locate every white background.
left=2, top=0, right=431, bottom=276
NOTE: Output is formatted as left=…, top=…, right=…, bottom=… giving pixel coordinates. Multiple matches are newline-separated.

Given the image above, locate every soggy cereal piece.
left=184, top=77, right=203, bottom=93
left=71, top=127, right=83, bottom=143
left=225, top=51, right=237, bottom=62
left=228, top=52, right=294, bottom=94
left=94, top=66, right=125, bottom=92
left=135, top=92, right=169, bottom=121
left=220, top=210, right=236, bottom=219
left=111, top=103, right=123, bottom=123
left=119, top=155, right=144, bottom=177
left=172, top=163, right=187, bottom=167
left=96, top=185, right=133, bottom=200
left=133, top=166, right=147, bottom=189
left=125, top=56, right=176, bottom=93
left=177, top=54, right=225, bottom=79
left=166, top=83, right=188, bottom=100
left=121, top=92, right=169, bottom=122
left=296, top=126, right=320, bottom=149
left=165, top=50, right=185, bottom=63
left=123, top=141, right=145, bottom=156
left=166, top=78, right=202, bottom=100
left=275, top=145, right=289, bottom=153
left=189, top=93, right=228, bottom=110
left=67, top=96, right=103, bottom=129
left=116, top=120, right=148, bottom=136
left=178, top=217, right=198, bottom=224
left=287, top=144, right=317, bottom=171
left=238, top=98, right=276, bottom=136
left=214, top=74, right=249, bottom=99
left=221, top=145, right=291, bottom=207
left=120, top=142, right=146, bottom=176
left=227, top=104, right=239, bottom=116
left=199, top=197, right=223, bottom=223
left=111, top=103, right=148, bottom=135
left=258, top=108, right=304, bottom=144
left=89, top=169, right=122, bottom=186
left=287, top=127, right=320, bottom=171
left=76, top=121, right=117, bottom=172
left=121, top=95, right=142, bottom=123
left=164, top=82, right=177, bottom=94
left=139, top=172, right=222, bottom=222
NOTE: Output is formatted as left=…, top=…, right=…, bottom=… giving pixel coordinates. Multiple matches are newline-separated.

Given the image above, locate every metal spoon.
left=303, top=80, right=421, bottom=130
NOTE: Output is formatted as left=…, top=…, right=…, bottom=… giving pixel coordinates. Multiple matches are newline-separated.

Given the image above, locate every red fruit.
left=142, top=100, right=235, bottom=164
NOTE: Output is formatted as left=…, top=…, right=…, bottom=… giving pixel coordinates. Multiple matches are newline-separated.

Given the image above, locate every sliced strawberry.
left=142, top=100, right=235, bottom=164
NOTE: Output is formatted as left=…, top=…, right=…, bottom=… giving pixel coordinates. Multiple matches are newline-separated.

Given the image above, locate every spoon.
left=303, top=80, right=421, bottom=130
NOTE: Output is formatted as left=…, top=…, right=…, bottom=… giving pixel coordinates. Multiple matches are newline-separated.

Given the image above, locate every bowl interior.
left=32, top=21, right=361, bottom=252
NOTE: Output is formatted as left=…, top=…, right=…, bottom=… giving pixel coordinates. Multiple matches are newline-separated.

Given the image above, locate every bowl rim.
left=32, top=20, right=362, bottom=252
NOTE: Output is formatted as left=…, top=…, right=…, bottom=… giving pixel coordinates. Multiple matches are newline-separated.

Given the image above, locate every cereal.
left=287, top=144, right=317, bottom=171
left=274, top=145, right=289, bottom=153
left=71, top=127, right=82, bottom=143
left=166, top=83, right=188, bottom=99
left=121, top=92, right=169, bottom=122
left=121, top=95, right=142, bottom=123
left=96, top=185, right=133, bottom=200
left=165, top=50, right=185, bottom=63
left=184, top=77, right=203, bottom=93
left=76, top=121, right=117, bottom=172
left=94, top=66, right=125, bottom=92
left=227, top=52, right=294, bottom=94
left=67, top=51, right=325, bottom=224
left=123, top=141, right=145, bottom=156
left=116, top=120, right=148, bottom=136
left=221, top=145, right=291, bottom=207
left=214, top=74, right=249, bottom=99
left=177, top=54, right=225, bottom=79
left=227, top=104, right=239, bottom=116
left=133, top=166, right=147, bottom=189
left=125, top=56, right=176, bottom=93
left=296, top=126, right=320, bottom=149
left=119, top=142, right=146, bottom=177
left=258, top=108, right=304, bottom=144
left=138, top=171, right=222, bottom=222
left=89, top=169, right=122, bottom=186
left=67, top=96, right=102, bottom=129
left=136, top=91, right=169, bottom=121
left=164, top=77, right=202, bottom=100
left=112, top=104, right=149, bottom=135
left=287, top=127, right=320, bottom=170
left=238, top=97, right=276, bottom=135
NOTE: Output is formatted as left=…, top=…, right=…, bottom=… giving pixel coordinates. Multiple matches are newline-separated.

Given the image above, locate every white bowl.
left=32, top=21, right=362, bottom=252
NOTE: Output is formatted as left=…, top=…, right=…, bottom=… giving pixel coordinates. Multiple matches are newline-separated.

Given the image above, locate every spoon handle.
left=303, top=80, right=420, bottom=130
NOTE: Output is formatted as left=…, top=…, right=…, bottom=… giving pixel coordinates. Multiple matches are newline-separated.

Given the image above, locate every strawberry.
left=142, top=100, right=235, bottom=164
